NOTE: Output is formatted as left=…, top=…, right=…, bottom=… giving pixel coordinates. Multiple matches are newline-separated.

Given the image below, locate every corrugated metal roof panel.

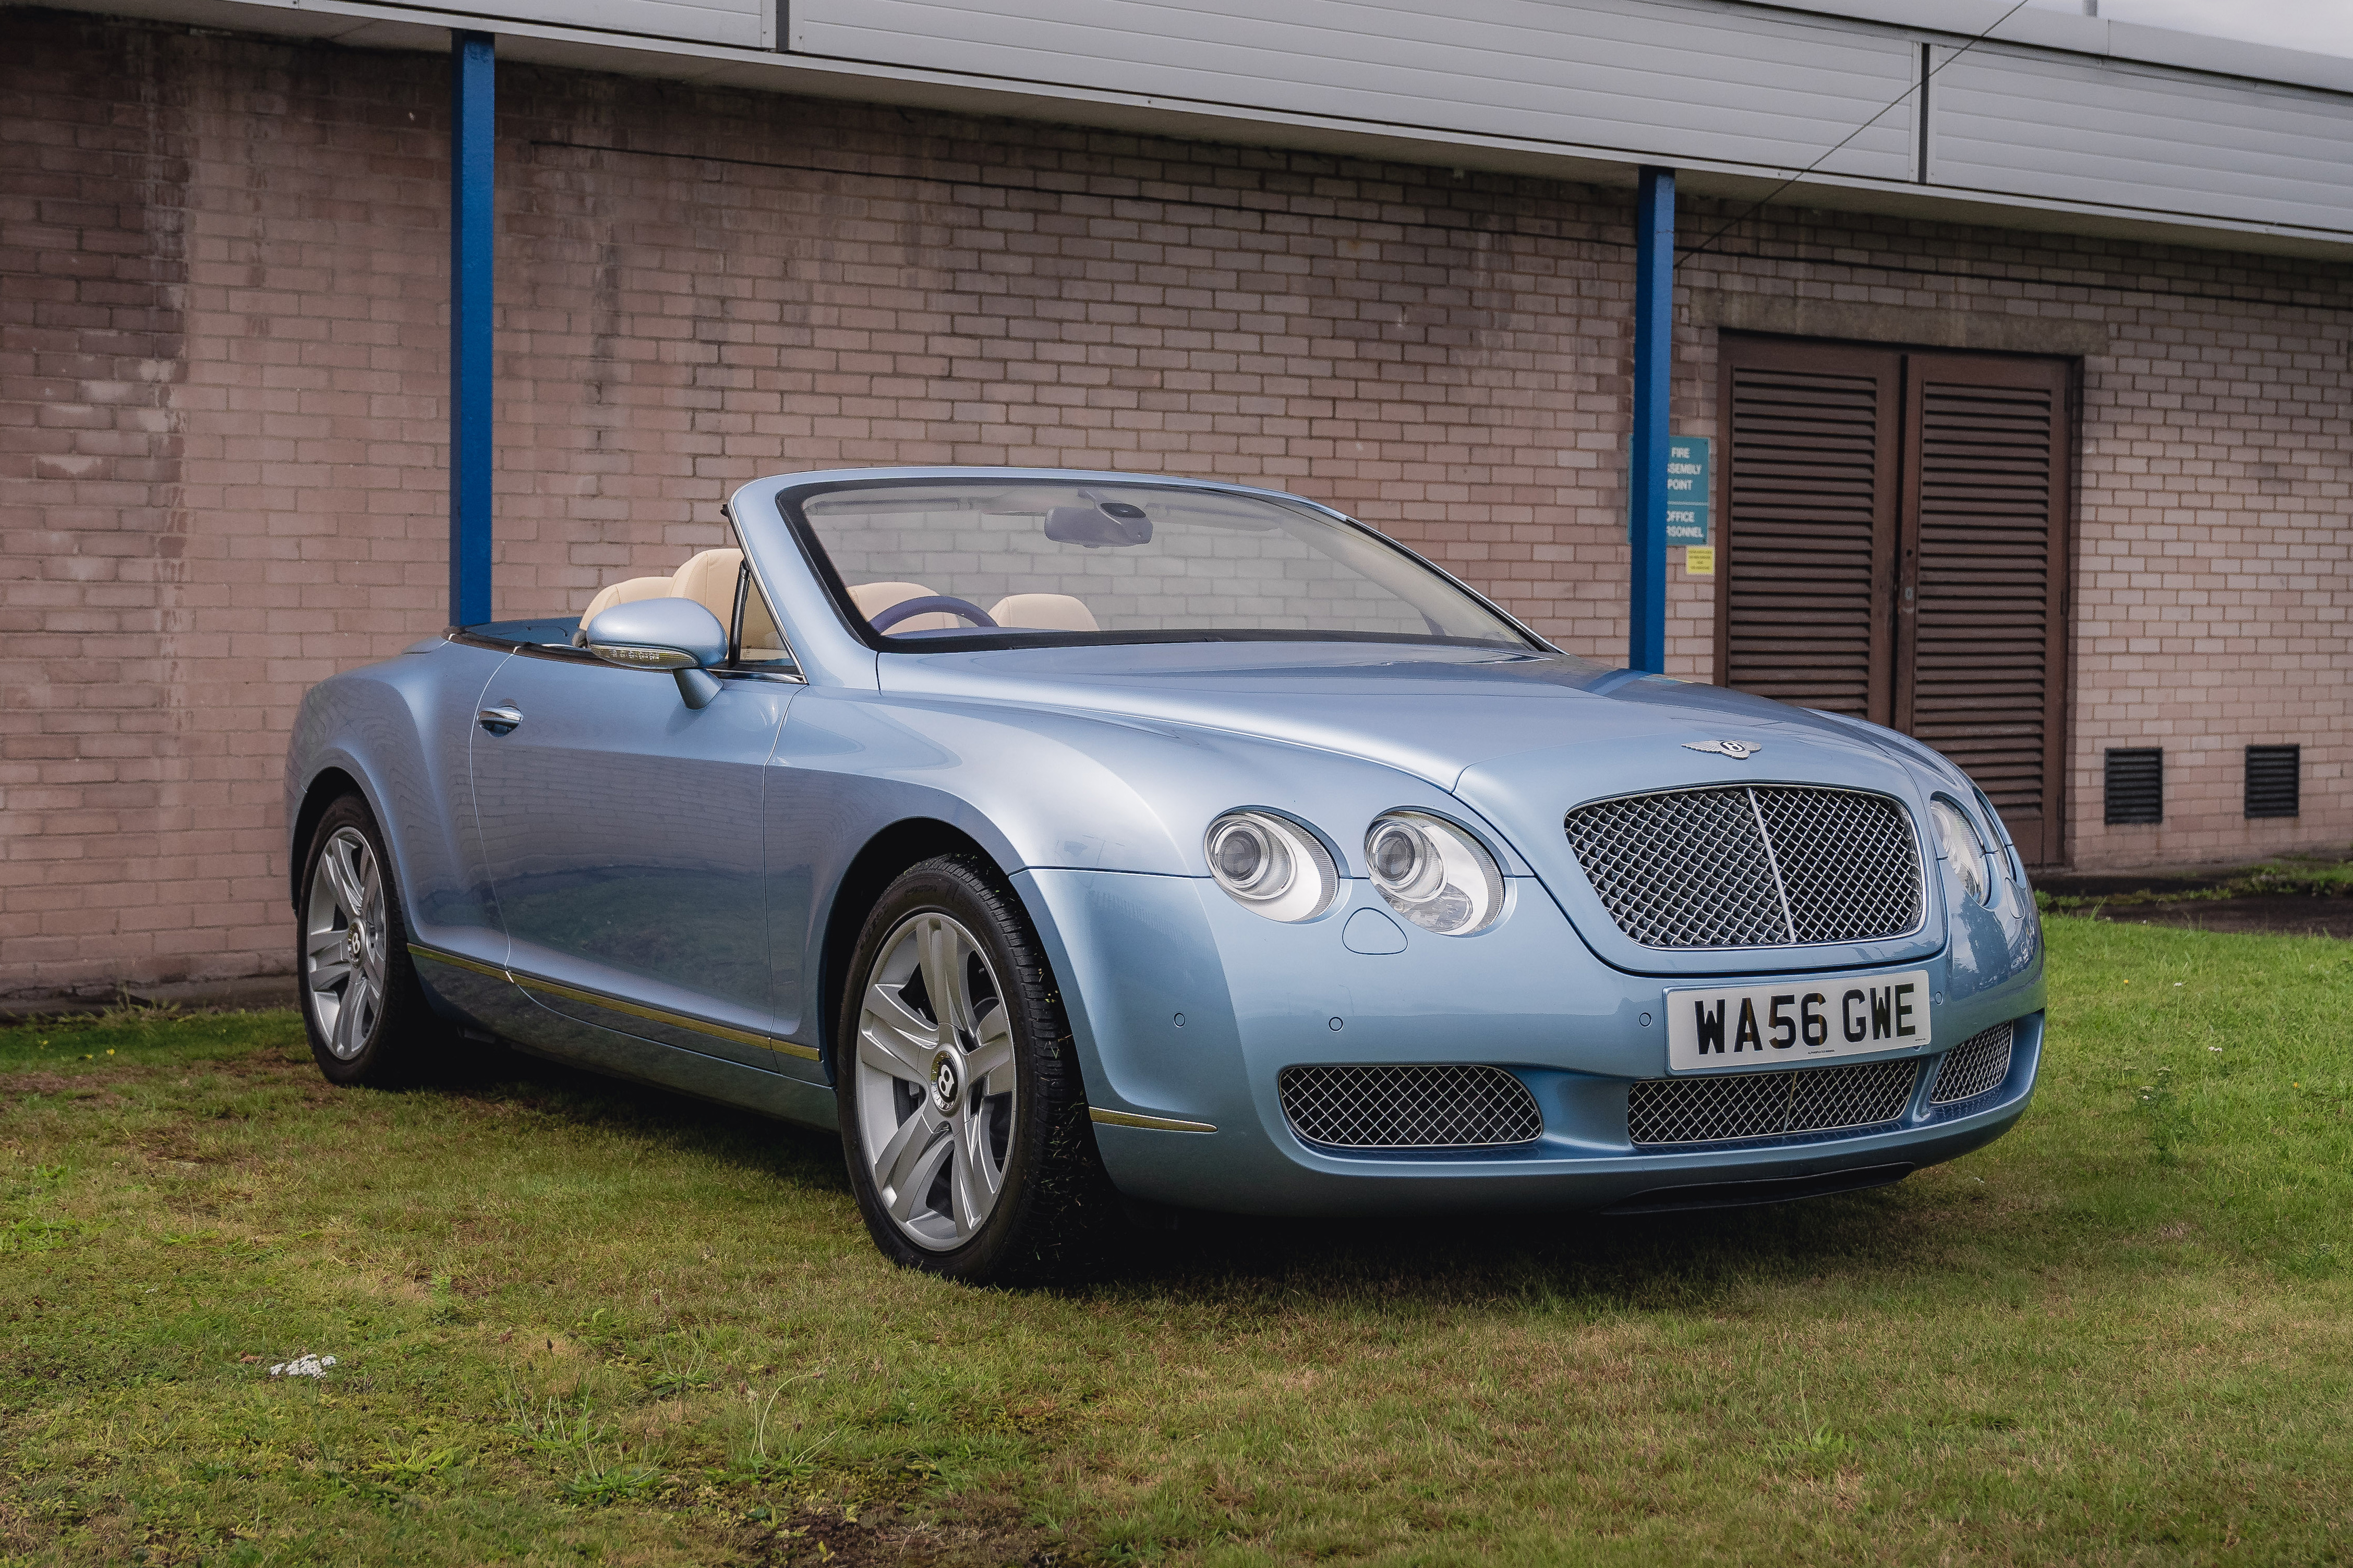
left=789, top=0, right=1917, bottom=180
left=1933, top=45, right=2353, bottom=233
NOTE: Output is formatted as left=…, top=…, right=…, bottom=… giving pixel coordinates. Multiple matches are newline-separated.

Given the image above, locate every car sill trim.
left=408, top=943, right=509, bottom=981
left=1089, top=1107, right=1217, bottom=1134
left=407, top=942, right=822, bottom=1061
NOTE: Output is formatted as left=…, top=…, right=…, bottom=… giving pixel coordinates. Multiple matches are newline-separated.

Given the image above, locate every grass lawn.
left=3, top=917, right=2350, bottom=1566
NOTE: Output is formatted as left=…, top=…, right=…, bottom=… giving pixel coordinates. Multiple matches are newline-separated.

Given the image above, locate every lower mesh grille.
left=1279, top=1064, right=1542, bottom=1149
left=1930, top=1022, right=2015, bottom=1104
left=1627, top=1059, right=1919, bottom=1146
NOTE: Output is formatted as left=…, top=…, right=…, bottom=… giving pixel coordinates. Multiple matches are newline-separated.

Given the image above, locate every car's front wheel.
left=837, top=855, right=1112, bottom=1283
left=297, top=794, right=448, bottom=1086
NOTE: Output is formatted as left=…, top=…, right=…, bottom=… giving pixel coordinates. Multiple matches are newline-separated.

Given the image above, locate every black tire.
left=296, top=794, right=450, bottom=1087
left=835, top=854, right=1115, bottom=1284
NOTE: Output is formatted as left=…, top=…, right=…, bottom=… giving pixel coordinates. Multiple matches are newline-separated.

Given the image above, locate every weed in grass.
left=647, top=1331, right=717, bottom=1400
left=0, top=1216, right=86, bottom=1253
left=561, top=1444, right=672, bottom=1508
left=367, top=1439, right=465, bottom=1491
left=502, top=1383, right=606, bottom=1463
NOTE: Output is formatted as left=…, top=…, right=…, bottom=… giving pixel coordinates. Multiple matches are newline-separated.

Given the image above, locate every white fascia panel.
left=788, top=0, right=1917, bottom=179
left=34, top=0, right=2353, bottom=254
left=443, top=0, right=763, bottom=47
left=1934, top=46, right=2353, bottom=235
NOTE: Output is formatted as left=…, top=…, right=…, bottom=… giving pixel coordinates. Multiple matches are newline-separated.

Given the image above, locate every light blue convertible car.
left=286, top=468, right=2044, bottom=1281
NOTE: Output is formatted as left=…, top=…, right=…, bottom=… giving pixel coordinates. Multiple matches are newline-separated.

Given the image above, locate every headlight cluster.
left=1365, top=811, right=1504, bottom=934
left=1929, top=798, right=1992, bottom=905
left=1204, top=808, right=1505, bottom=935
left=1204, top=811, right=1338, bottom=923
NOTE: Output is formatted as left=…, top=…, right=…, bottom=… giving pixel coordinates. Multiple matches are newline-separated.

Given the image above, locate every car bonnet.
left=883, top=642, right=1951, bottom=975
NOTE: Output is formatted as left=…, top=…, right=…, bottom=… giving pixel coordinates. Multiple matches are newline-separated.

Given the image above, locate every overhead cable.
left=1675, top=0, right=2036, bottom=271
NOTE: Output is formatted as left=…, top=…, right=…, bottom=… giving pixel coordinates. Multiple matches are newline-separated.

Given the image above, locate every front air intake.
left=1563, top=785, right=1923, bottom=949
left=1278, top=1064, right=1542, bottom=1149
left=1929, top=1022, right=2015, bottom=1105
left=1627, top=1059, right=1920, bottom=1146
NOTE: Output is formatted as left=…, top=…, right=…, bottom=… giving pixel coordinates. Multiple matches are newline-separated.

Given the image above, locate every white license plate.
left=1664, top=969, right=1930, bottom=1074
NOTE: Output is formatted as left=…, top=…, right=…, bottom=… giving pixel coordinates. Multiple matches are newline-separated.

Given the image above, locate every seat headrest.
left=990, top=593, right=1099, bottom=633
left=582, top=575, right=675, bottom=625
left=672, top=549, right=744, bottom=627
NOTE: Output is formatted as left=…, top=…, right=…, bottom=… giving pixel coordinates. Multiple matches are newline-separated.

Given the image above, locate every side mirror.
left=582, top=598, right=728, bottom=709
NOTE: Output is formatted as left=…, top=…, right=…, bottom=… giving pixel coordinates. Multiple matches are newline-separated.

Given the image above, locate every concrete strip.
left=1689, top=290, right=2111, bottom=357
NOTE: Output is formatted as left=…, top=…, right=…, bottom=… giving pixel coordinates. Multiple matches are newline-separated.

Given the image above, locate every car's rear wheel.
left=298, top=794, right=447, bottom=1086
left=837, top=855, right=1112, bottom=1283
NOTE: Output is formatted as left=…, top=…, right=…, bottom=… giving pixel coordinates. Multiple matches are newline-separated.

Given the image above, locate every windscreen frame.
left=770, top=476, right=1554, bottom=657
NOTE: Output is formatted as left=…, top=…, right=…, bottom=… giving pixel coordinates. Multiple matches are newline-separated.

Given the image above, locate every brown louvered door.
left=1718, top=338, right=2071, bottom=865
left=1717, top=343, right=1900, bottom=723
left=1896, top=357, right=2070, bottom=866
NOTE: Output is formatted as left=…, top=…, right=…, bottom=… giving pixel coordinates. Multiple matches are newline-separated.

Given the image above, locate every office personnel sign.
left=1664, top=436, right=1711, bottom=545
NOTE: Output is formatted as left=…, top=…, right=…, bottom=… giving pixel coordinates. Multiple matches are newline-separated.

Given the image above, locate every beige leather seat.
left=850, top=580, right=959, bottom=634
left=990, top=593, right=1098, bottom=632
left=581, top=574, right=674, bottom=626
left=581, top=548, right=796, bottom=662
left=583, top=549, right=742, bottom=629
left=672, top=549, right=744, bottom=627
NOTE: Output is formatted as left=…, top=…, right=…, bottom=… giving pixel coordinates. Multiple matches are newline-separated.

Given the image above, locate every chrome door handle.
left=476, top=705, right=523, bottom=735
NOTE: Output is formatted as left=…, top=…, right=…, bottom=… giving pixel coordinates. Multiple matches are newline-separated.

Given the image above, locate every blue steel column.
left=449, top=31, right=495, bottom=627
left=1628, top=166, right=1675, bottom=673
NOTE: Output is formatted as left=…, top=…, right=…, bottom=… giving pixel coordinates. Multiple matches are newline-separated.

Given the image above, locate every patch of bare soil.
left=0, top=1072, right=129, bottom=1103
left=2039, top=858, right=2353, bottom=939
left=2081, top=895, right=2353, bottom=940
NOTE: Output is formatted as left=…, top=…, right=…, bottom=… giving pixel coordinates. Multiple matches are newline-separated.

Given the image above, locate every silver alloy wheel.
left=304, top=825, right=388, bottom=1061
left=853, top=910, right=1018, bottom=1251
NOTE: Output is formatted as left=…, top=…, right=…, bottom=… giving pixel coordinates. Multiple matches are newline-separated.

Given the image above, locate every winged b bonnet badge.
left=1684, top=738, right=1762, bottom=760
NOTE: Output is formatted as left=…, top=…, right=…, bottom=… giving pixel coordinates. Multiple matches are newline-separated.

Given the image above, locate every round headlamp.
left=1930, top=798, right=1991, bottom=906
left=1364, top=811, right=1505, bottom=935
left=1204, top=811, right=1337, bottom=923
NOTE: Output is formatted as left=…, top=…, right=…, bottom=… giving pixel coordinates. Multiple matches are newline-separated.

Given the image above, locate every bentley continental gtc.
left=285, top=469, right=2045, bottom=1280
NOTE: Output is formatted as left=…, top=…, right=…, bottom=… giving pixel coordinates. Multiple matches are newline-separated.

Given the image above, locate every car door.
left=468, top=644, right=795, bottom=1070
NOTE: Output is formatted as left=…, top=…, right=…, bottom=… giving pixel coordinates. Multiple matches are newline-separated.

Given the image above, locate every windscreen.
left=793, top=481, right=1533, bottom=649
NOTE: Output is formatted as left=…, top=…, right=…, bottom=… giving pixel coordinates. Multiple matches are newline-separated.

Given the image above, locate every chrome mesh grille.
left=1929, top=1022, right=2014, bottom=1104
left=1627, top=1059, right=1920, bottom=1146
left=1279, top=1064, right=1542, bottom=1149
left=1751, top=788, right=1925, bottom=945
left=1565, top=785, right=1922, bottom=949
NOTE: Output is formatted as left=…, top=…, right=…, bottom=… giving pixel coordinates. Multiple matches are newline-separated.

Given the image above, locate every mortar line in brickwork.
left=523, top=139, right=1614, bottom=251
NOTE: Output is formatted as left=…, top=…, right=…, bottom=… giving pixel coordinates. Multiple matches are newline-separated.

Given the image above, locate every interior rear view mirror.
left=1044, top=502, right=1153, bottom=548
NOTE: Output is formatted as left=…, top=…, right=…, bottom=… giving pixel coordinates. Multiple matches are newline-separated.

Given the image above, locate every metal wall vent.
left=2104, top=748, right=2163, bottom=825
left=2246, top=745, right=2300, bottom=820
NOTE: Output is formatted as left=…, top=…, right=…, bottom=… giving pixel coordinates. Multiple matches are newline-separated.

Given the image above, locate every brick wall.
left=1, top=18, right=192, bottom=992
left=4, top=10, right=2349, bottom=996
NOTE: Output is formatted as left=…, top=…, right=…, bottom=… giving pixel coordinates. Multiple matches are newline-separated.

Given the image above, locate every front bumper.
left=1016, top=866, right=2045, bottom=1217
